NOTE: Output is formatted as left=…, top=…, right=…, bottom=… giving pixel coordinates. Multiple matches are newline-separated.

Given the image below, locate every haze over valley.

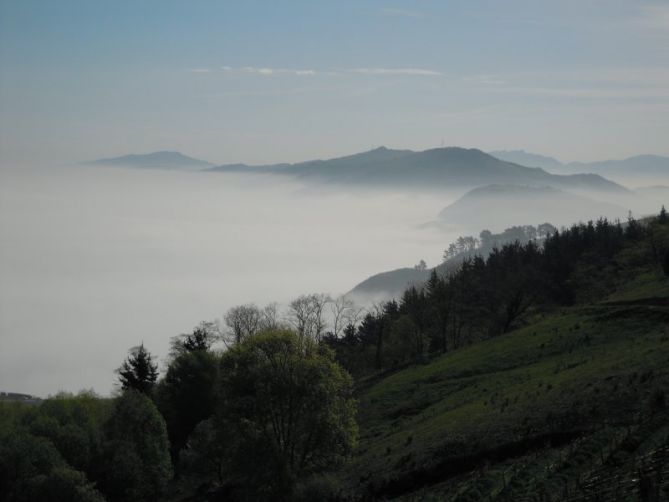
left=2, top=146, right=667, bottom=396
left=0, top=162, right=457, bottom=396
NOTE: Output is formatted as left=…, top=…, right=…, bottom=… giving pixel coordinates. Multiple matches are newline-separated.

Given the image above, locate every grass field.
left=343, top=271, right=669, bottom=500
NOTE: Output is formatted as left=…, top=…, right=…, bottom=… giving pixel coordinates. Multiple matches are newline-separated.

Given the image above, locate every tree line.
left=326, top=208, right=669, bottom=375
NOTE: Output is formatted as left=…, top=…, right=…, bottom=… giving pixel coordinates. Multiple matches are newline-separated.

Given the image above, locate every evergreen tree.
left=117, top=344, right=158, bottom=395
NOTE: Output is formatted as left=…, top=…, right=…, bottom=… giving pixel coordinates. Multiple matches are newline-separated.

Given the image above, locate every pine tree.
left=117, top=344, right=159, bottom=394
left=659, top=205, right=667, bottom=224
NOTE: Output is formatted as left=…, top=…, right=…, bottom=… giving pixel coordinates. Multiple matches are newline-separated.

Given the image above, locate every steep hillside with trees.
left=348, top=223, right=557, bottom=303
left=329, top=208, right=669, bottom=499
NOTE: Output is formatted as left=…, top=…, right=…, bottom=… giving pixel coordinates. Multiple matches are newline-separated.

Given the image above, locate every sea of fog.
left=0, top=165, right=461, bottom=397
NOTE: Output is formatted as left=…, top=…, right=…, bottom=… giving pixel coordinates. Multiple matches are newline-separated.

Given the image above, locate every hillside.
left=348, top=224, right=556, bottom=303
left=90, top=151, right=213, bottom=170
left=348, top=267, right=431, bottom=304
left=209, top=147, right=627, bottom=193
left=347, top=187, right=657, bottom=304
left=340, top=257, right=669, bottom=500
left=437, top=184, right=628, bottom=232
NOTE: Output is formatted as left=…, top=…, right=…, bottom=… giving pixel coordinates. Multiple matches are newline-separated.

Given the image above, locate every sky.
left=0, top=0, right=668, bottom=165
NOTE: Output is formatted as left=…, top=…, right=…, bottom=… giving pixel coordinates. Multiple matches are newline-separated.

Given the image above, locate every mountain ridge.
left=210, top=146, right=627, bottom=193
left=490, top=150, right=669, bottom=181
left=89, top=151, right=213, bottom=169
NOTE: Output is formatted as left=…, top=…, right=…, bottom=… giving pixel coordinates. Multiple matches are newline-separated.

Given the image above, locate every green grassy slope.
left=343, top=272, right=669, bottom=500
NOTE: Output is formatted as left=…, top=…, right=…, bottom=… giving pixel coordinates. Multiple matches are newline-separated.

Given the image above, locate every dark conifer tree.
left=117, top=344, right=159, bottom=395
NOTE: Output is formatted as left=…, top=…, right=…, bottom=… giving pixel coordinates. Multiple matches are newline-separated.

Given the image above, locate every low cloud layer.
left=0, top=165, right=456, bottom=397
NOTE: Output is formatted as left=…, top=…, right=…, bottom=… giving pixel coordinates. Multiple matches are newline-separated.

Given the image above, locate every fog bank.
left=0, top=165, right=457, bottom=396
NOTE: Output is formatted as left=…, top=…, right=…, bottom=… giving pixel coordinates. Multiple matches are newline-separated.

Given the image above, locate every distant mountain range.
left=436, top=184, right=628, bottom=232
left=489, top=150, right=669, bottom=182
left=89, top=151, right=213, bottom=170
left=209, top=146, right=627, bottom=193
left=88, top=148, right=668, bottom=188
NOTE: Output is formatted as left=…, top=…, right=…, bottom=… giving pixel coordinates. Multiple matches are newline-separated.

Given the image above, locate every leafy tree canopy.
left=155, top=349, right=219, bottom=463
left=217, top=330, right=357, bottom=499
left=100, top=390, right=172, bottom=502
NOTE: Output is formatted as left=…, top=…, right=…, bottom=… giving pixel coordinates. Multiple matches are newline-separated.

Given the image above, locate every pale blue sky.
left=1, top=0, right=668, bottom=165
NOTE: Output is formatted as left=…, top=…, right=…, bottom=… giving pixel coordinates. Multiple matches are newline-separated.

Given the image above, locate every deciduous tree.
left=217, top=330, right=357, bottom=499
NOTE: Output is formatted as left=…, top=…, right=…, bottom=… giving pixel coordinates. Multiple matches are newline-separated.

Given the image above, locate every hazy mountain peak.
left=437, top=183, right=627, bottom=231
left=90, top=151, right=213, bottom=170
left=210, top=146, right=628, bottom=193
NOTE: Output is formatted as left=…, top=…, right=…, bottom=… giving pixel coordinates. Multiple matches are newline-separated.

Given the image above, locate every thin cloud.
left=347, top=68, right=442, bottom=76
left=189, top=68, right=211, bottom=73
left=216, top=66, right=442, bottom=77
left=222, top=66, right=317, bottom=76
left=379, top=7, right=425, bottom=19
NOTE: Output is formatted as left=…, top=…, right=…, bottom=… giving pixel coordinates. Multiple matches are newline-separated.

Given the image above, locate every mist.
left=0, top=164, right=459, bottom=397
left=1, top=160, right=666, bottom=397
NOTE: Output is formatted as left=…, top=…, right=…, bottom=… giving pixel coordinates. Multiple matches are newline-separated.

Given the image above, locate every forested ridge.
left=330, top=210, right=668, bottom=375
left=1, top=208, right=668, bottom=501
